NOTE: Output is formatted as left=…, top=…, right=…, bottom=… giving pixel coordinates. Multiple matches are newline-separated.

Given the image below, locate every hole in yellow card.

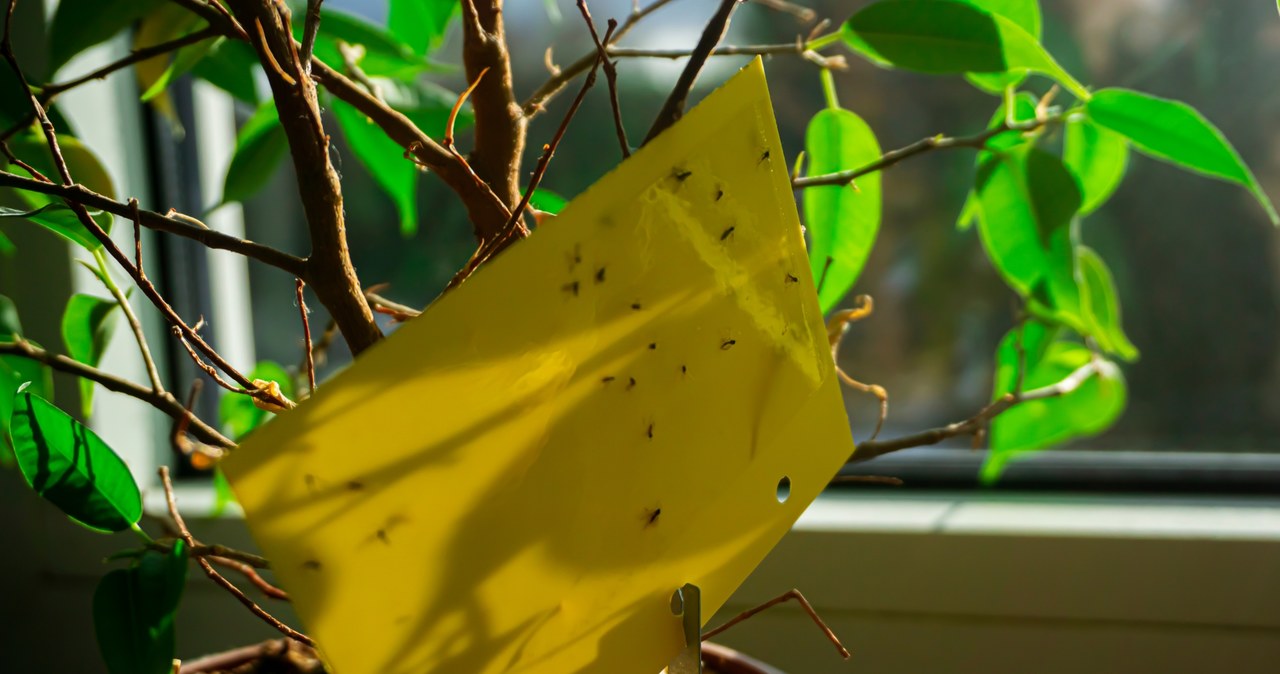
left=221, top=58, right=856, bottom=674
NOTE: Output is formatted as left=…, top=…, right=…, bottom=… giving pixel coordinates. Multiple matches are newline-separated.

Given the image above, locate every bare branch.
left=0, top=340, right=233, bottom=448
left=160, top=467, right=314, bottom=646
left=702, top=589, right=850, bottom=660
left=460, top=0, right=527, bottom=218
left=296, top=279, right=316, bottom=397
left=850, top=359, right=1112, bottom=463
left=299, top=0, right=323, bottom=74
left=577, top=2, right=630, bottom=158
left=643, top=0, right=742, bottom=144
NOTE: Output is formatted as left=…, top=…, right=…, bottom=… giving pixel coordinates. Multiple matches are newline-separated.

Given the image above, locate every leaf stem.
left=93, top=248, right=164, bottom=393
left=820, top=68, right=840, bottom=110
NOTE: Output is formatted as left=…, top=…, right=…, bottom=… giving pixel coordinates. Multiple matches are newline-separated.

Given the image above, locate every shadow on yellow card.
left=221, top=58, right=855, bottom=674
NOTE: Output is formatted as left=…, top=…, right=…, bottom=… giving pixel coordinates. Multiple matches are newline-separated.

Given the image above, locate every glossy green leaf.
left=62, top=294, right=122, bottom=417
left=0, top=294, right=18, bottom=339
left=528, top=189, right=568, bottom=215
left=220, top=101, right=287, bottom=206
left=984, top=339, right=1125, bottom=482
left=302, top=10, right=429, bottom=81
left=388, top=0, right=459, bottom=55
left=958, top=92, right=1038, bottom=231
left=0, top=204, right=104, bottom=251
left=1086, top=88, right=1277, bottom=224
left=8, top=392, right=142, bottom=532
left=0, top=230, right=13, bottom=257
left=0, top=67, right=31, bottom=133
left=0, top=349, right=53, bottom=467
left=958, top=0, right=1042, bottom=93
left=133, top=4, right=205, bottom=107
left=1063, top=116, right=1128, bottom=215
left=842, top=0, right=1088, bottom=99
left=4, top=133, right=116, bottom=233
left=141, top=36, right=220, bottom=103
left=190, top=39, right=261, bottom=104
left=49, top=0, right=168, bottom=73
left=211, top=467, right=237, bottom=516
left=94, top=542, right=188, bottom=674
left=974, top=147, right=1083, bottom=329
left=1077, top=246, right=1138, bottom=362
left=219, top=361, right=294, bottom=440
left=333, top=99, right=419, bottom=236
left=804, top=107, right=883, bottom=313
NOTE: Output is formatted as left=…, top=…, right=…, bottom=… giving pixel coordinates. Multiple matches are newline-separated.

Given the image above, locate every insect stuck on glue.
left=645, top=507, right=662, bottom=527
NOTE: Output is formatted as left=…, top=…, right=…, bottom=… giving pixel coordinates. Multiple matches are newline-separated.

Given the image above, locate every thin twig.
left=850, top=359, right=1112, bottom=463
left=160, top=467, right=314, bottom=646
left=336, top=41, right=382, bottom=101
left=524, top=0, right=681, bottom=115
left=794, top=113, right=1066, bottom=189
left=577, top=2, right=629, bottom=158
left=91, top=255, right=165, bottom=393
left=299, top=0, right=324, bottom=75
left=208, top=555, right=289, bottom=600
left=751, top=0, right=816, bottom=22
left=295, top=279, right=316, bottom=397
left=148, top=538, right=270, bottom=569
left=172, top=326, right=255, bottom=396
left=365, top=290, right=421, bottom=322
left=0, top=339, right=233, bottom=448
left=254, top=17, right=296, bottom=85
left=827, top=296, right=888, bottom=442
left=643, top=0, right=742, bottom=144
left=702, top=589, right=850, bottom=660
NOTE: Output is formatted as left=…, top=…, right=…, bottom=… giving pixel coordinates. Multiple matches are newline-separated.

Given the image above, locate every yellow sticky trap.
left=222, top=58, right=854, bottom=674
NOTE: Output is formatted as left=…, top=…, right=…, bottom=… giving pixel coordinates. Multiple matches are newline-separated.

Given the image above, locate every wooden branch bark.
left=223, top=0, right=382, bottom=355
left=643, top=0, right=742, bottom=144
left=459, top=0, right=526, bottom=225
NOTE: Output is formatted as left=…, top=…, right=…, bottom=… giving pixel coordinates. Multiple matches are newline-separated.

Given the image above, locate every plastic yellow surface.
left=221, top=58, right=855, bottom=674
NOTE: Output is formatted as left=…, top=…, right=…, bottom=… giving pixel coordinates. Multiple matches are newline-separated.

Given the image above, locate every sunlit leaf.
left=388, top=0, right=459, bottom=55
left=190, top=39, right=261, bottom=104
left=528, top=189, right=567, bottom=215
left=49, top=0, right=168, bottom=73
left=94, top=542, right=188, bottom=674
left=842, top=0, right=1088, bottom=99
left=333, top=99, right=419, bottom=236
left=1077, top=246, right=1138, bottom=362
left=1086, top=88, right=1277, bottom=224
left=957, top=0, right=1042, bottom=93
left=957, top=92, right=1038, bottom=231
left=62, top=294, right=122, bottom=417
left=984, top=338, right=1125, bottom=482
left=301, top=9, right=430, bottom=81
left=8, top=392, right=142, bottom=532
left=804, top=107, right=882, bottom=313
left=211, top=467, right=237, bottom=516
left=1063, top=116, right=1128, bottom=215
left=219, top=361, right=294, bottom=440
left=220, top=101, right=287, bottom=206
left=133, top=4, right=205, bottom=115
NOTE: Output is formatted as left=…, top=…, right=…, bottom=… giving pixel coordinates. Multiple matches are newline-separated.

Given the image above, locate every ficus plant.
left=0, top=0, right=1272, bottom=672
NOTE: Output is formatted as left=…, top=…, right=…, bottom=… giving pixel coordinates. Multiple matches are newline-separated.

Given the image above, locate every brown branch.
left=299, top=0, right=323, bottom=74
left=448, top=27, right=607, bottom=290
left=365, top=289, right=421, bottom=322
left=700, top=642, right=788, bottom=674
left=523, top=0, right=680, bottom=115
left=702, top=589, right=850, bottom=660
left=850, top=359, right=1112, bottom=463
left=0, top=340, right=233, bottom=448
left=179, top=639, right=319, bottom=674
left=208, top=555, right=289, bottom=600
left=460, top=0, right=526, bottom=219
left=751, top=0, right=816, bottom=22
left=224, top=0, right=382, bottom=356
left=295, top=279, right=316, bottom=397
left=166, top=0, right=249, bottom=41
left=149, top=538, right=270, bottom=569
left=0, top=170, right=308, bottom=277
left=577, top=2, right=629, bottom=158
left=160, top=467, right=315, bottom=646
left=793, top=113, right=1065, bottom=189
left=643, top=0, right=742, bottom=144
left=90, top=255, right=165, bottom=393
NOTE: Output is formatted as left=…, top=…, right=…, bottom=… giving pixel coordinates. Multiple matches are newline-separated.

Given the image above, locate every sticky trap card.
left=221, top=58, right=855, bottom=674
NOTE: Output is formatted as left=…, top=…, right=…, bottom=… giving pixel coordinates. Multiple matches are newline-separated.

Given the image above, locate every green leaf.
left=956, top=0, right=1043, bottom=93
left=0, top=67, right=32, bottom=133
left=8, top=392, right=142, bottom=532
left=219, top=361, right=294, bottom=440
left=973, top=147, right=1083, bottom=330
left=94, top=542, right=188, bottom=674
left=957, top=92, right=1037, bottom=232
left=1076, top=246, right=1138, bottom=362
left=211, top=467, right=236, bottom=516
left=528, top=189, right=567, bottom=215
left=0, top=204, right=104, bottom=251
left=0, top=293, right=21, bottom=339
left=190, top=39, right=261, bottom=104
left=302, top=10, right=430, bottom=81
left=49, top=0, right=168, bottom=73
left=804, top=108, right=883, bottom=314
left=333, top=98, right=419, bottom=236
left=141, top=37, right=220, bottom=103
left=62, top=294, right=122, bottom=417
left=380, top=78, right=470, bottom=137
left=220, top=101, right=287, bottom=206
left=842, top=0, right=1088, bottom=99
left=388, top=0, right=459, bottom=55
left=984, top=339, right=1125, bottom=482
left=0, top=348, right=53, bottom=467
left=1085, top=88, right=1277, bottom=224
left=1063, top=116, right=1128, bottom=215
left=0, top=229, right=13, bottom=257
left=4, top=133, right=116, bottom=234
left=133, top=4, right=205, bottom=106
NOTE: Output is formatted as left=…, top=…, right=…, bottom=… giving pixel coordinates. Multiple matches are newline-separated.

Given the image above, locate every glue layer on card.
left=221, top=58, right=855, bottom=674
